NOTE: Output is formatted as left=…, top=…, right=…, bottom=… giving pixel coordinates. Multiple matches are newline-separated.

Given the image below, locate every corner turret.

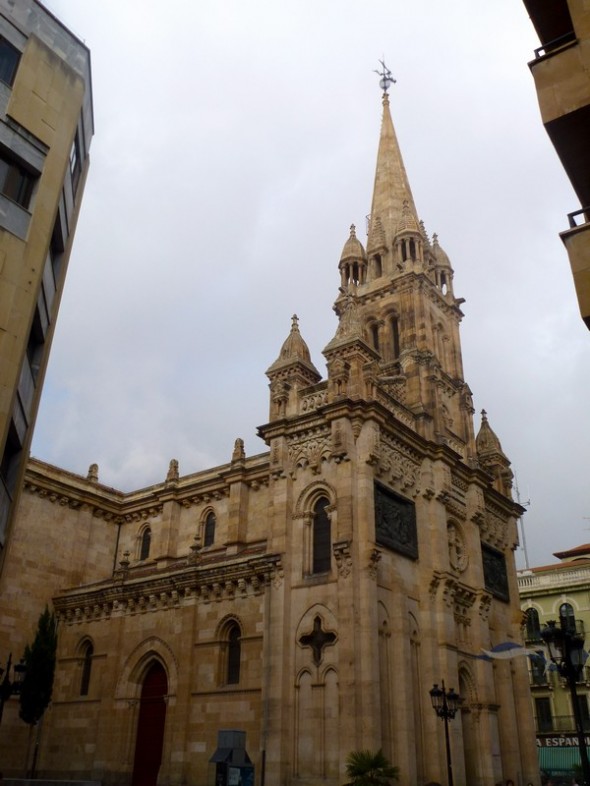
left=266, top=315, right=321, bottom=421
left=476, top=409, right=514, bottom=497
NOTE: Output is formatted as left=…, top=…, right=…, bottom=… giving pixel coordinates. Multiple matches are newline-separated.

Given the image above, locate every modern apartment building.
left=519, top=545, right=590, bottom=780
left=522, top=0, right=590, bottom=328
left=0, top=0, right=93, bottom=563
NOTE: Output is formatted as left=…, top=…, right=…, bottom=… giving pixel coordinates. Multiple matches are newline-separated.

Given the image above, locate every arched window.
left=373, top=254, right=382, bottom=278
left=204, top=512, right=216, bottom=547
left=312, top=497, right=331, bottom=574
left=140, top=527, right=151, bottom=561
left=226, top=623, right=241, bottom=684
left=524, top=608, right=541, bottom=642
left=80, top=640, right=93, bottom=696
left=560, top=602, right=576, bottom=634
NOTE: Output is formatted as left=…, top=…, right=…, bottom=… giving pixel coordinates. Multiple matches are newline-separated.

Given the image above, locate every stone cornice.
left=54, top=551, right=282, bottom=624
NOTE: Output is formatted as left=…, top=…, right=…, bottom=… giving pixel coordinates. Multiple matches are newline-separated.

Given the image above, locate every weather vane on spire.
left=374, top=59, right=396, bottom=94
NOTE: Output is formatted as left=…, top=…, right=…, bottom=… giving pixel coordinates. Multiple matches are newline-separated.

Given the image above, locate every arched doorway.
left=131, top=661, right=168, bottom=786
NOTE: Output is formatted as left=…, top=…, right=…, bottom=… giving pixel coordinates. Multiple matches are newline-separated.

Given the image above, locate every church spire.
left=367, top=86, right=420, bottom=256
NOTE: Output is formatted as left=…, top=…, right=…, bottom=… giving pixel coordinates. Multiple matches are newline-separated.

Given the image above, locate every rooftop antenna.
left=514, top=473, right=531, bottom=569
left=374, top=58, right=396, bottom=94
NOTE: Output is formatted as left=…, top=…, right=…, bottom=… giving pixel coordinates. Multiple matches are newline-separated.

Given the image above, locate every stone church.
left=0, top=86, right=539, bottom=786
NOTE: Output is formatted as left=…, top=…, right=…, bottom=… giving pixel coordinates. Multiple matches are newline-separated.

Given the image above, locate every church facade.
left=0, top=89, right=539, bottom=786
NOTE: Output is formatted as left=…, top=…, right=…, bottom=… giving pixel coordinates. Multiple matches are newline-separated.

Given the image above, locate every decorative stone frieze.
left=55, top=553, right=280, bottom=624
left=367, top=433, right=420, bottom=492
left=287, top=430, right=332, bottom=475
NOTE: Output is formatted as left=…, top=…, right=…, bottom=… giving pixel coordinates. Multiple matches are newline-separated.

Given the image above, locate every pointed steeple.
left=367, top=92, right=420, bottom=255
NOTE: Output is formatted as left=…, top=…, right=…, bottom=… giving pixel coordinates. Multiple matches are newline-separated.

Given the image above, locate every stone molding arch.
left=293, top=481, right=337, bottom=519
left=215, top=613, right=245, bottom=640
left=75, top=634, right=95, bottom=656
left=319, top=663, right=338, bottom=684
left=115, top=636, right=178, bottom=700
left=457, top=660, right=478, bottom=706
left=408, top=610, right=420, bottom=643
left=295, top=666, right=313, bottom=685
left=295, top=604, right=338, bottom=643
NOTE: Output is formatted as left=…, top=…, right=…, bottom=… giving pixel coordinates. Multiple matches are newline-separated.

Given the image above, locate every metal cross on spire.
left=374, top=58, right=396, bottom=94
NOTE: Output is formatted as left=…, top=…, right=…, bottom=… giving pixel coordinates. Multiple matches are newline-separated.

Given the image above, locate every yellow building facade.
left=519, top=545, right=590, bottom=781
left=0, top=0, right=93, bottom=561
left=0, top=89, right=539, bottom=786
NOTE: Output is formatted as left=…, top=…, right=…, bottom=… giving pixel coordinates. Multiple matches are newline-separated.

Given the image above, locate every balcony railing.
left=533, top=31, right=577, bottom=58
left=567, top=207, right=590, bottom=229
left=535, top=714, right=590, bottom=734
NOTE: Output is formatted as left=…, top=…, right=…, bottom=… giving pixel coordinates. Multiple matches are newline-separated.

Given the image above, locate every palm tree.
left=344, top=749, right=399, bottom=786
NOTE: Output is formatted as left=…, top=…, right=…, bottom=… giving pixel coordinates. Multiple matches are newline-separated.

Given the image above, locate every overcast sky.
left=34, top=0, right=590, bottom=570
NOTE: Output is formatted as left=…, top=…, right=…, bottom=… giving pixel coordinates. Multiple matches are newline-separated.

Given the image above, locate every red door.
left=131, top=662, right=168, bottom=786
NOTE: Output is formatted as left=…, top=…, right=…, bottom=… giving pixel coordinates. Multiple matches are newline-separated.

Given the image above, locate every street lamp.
left=430, top=680, right=462, bottom=786
left=0, top=653, right=26, bottom=725
left=541, top=607, right=590, bottom=786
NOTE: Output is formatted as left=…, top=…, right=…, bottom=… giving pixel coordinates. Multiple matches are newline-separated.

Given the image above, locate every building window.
left=390, top=317, right=400, bottom=359
left=69, top=132, right=82, bottom=195
left=80, top=641, right=93, bottom=696
left=530, top=651, right=547, bottom=686
left=560, top=602, right=576, bottom=634
left=373, top=254, right=382, bottom=278
left=140, top=527, right=151, bottom=561
left=204, top=512, right=216, bottom=547
left=370, top=323, right=380, bottom=352
left=0, top=37, right=20, bottom=86
left=0, top=152, right=34, bottom=208
left=312, top=497, right=331, bottom=574
left=524, top=608, right=541, bottom=642
left=535, top=696, right=553, bottom=733
left=226, top=623, right=241, bottom=685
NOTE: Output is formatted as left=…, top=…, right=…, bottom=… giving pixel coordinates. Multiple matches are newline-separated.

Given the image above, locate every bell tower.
left=330, top=78, right=476, bottom=461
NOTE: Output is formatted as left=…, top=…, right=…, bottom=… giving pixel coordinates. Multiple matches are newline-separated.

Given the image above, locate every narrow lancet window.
left=312, top=497, right=331, bottom=574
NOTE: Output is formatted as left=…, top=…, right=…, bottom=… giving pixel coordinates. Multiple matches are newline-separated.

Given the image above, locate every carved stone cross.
left=299, top=615, right=336, bottom=665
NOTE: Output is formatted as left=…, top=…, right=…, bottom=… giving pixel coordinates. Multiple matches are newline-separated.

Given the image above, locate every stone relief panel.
left=481, top=543, right=509, bottom=602
left=374, top=482, right=418, bottom=560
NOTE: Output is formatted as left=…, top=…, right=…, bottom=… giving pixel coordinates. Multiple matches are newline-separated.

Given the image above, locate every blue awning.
left=538, top=746, right=585, bottom=775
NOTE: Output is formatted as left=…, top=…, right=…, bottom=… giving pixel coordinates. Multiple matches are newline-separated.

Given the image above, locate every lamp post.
left=541, top=608, right=590, bottom=786
left=429, top=680, right=462, bottom=786
left=0, top=653, right=26, bottom=725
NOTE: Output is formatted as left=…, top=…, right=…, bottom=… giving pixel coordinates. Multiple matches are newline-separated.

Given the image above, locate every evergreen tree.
left=19, top=606, right=57, bottom=726
left=343, top=749, right=399, bottom=786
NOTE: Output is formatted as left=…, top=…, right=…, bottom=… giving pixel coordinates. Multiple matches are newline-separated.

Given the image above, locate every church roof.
left=367, top=92, right=420, bottom=253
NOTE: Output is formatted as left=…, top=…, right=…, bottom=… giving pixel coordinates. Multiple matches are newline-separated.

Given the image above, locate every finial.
left=481, top=409, right=488, bottom=421
left=232, top=437, right=246, bottom=463
left=374, top=58, right=396, bottom=94
left=291, top=314, right=299, bottom=331
left=350, top=224, right=356, bottom=237
left=166, top=458, right=179, bottom=484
